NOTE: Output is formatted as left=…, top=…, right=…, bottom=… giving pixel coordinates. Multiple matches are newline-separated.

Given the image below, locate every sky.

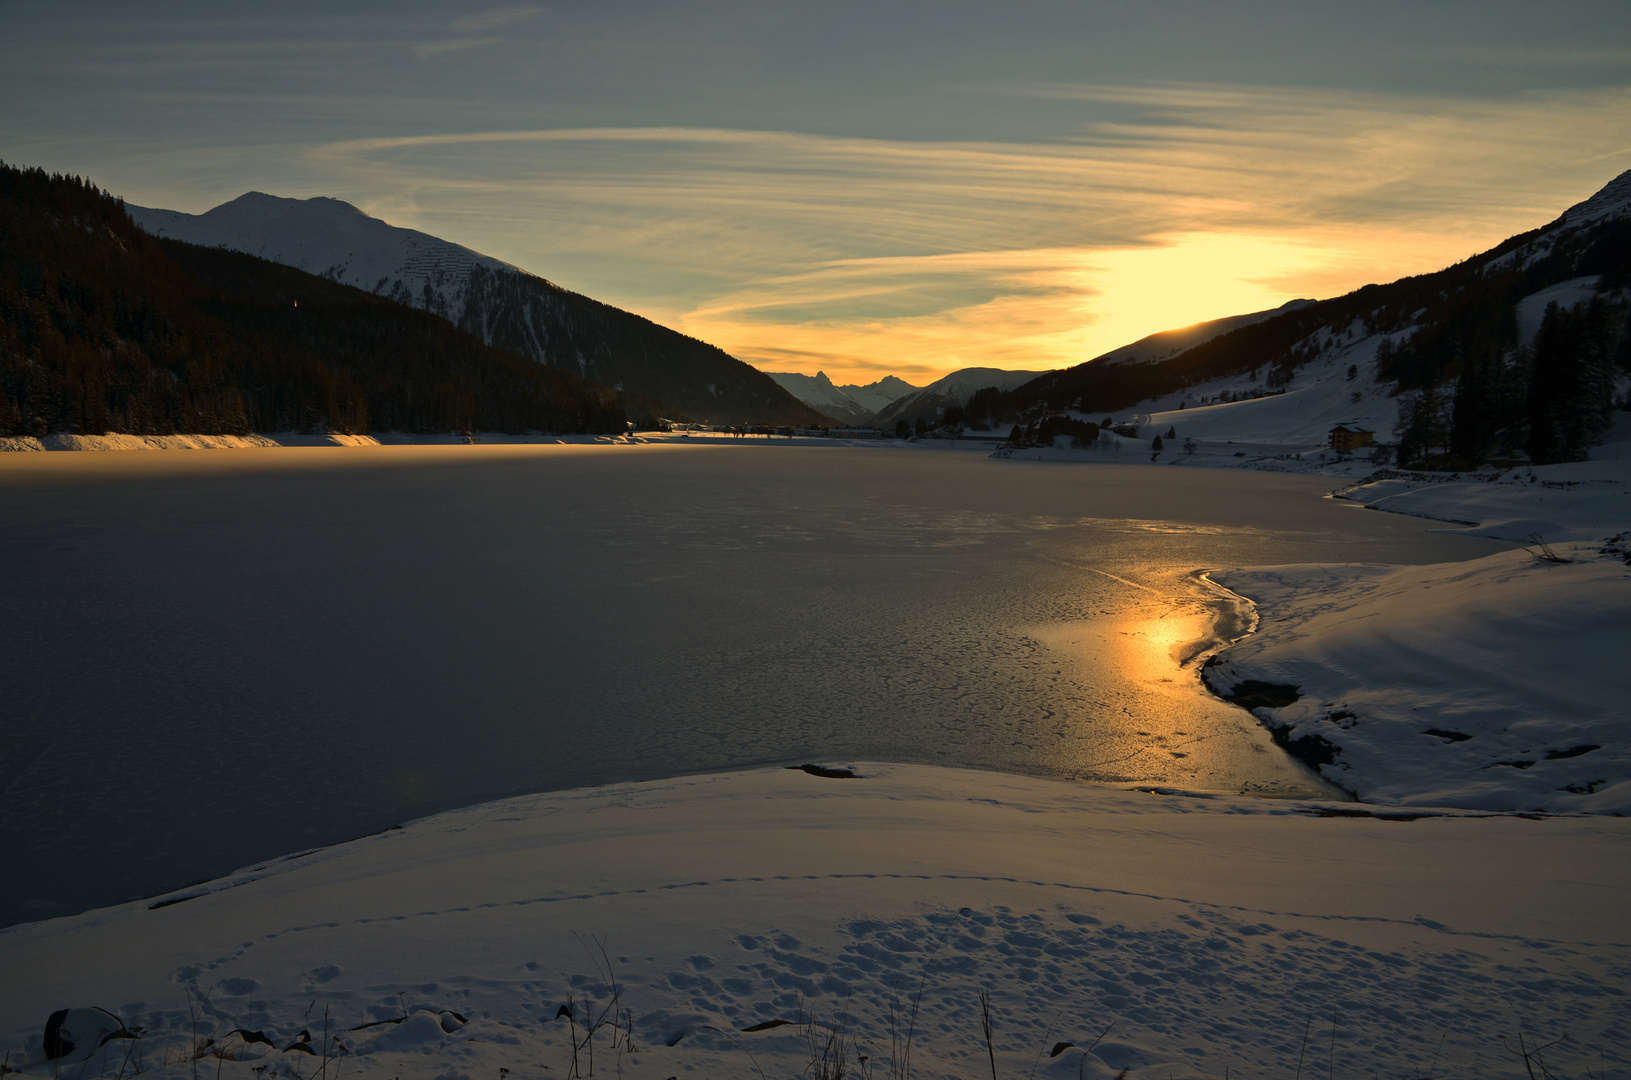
left=3, top=1, right=1629, bottom=385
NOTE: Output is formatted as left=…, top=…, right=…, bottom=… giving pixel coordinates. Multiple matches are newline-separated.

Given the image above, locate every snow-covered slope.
left=128, top=193, right=517, bottom=323
left=126, top=194, right=823, bottom=426
left=1515, top=275, right=1602, bottom=343
left=875, top=366, right=1052, bottom=428
left=1482, top=170, right=1631, bottom=276
left=1560, top=168, right=1631, bottom=226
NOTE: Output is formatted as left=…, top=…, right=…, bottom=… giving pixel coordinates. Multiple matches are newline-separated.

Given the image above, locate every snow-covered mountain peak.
left=127, top=192, right=524, bottom=321
left=872, top=366, right=1052, bottom=428
left=923, top=366, right=1049, bottom=397
left=1559, top=168, right=1631, bottom=227
left=211, top=191, right=372, bottom=223
left=121, top=190, right=823, bottom=423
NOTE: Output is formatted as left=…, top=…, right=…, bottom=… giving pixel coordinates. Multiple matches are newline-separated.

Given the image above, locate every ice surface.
left=0, top=445, right=1498, bottom=928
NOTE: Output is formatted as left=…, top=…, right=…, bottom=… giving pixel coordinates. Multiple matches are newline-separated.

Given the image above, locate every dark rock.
left=788, top=764, right=858, bottom=779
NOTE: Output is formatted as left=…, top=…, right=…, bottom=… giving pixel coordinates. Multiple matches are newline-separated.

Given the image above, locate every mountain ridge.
left=874, top=367, right=1054, bottom=430
left=762, top=370, right=921, bottom=426
left=0, top=165, right=631, bottom=439
left=127, top=193, right=826, bottom=426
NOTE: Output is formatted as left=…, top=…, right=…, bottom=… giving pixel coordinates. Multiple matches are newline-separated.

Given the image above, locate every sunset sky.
left=3, top=1, right=1628, bottom=384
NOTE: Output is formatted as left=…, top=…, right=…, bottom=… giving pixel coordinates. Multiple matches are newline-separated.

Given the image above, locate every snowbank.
left=1332, top=457, right=1631, bottom=541
left=2, top=764, right=1626, bottom=1079
left=1206, top=538, right=1631, bottom=812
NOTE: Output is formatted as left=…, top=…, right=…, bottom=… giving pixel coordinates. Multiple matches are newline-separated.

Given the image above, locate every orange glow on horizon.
left=680, top=225, right=1500, bottom=386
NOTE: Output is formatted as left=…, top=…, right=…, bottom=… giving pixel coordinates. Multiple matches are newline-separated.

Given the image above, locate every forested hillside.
left=994, top=179, right=1631, bottom=466
left=128, top=191, right=831, bottom=427
left=459, top=264, right=831, bottom=426
left=0, top=164, right=632, bottom=438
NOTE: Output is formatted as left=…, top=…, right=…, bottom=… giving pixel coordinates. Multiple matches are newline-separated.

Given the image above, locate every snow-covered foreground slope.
left=3, top=764, right=1626, bottom=1080
left=1206, top=539, right=1631, bottom=812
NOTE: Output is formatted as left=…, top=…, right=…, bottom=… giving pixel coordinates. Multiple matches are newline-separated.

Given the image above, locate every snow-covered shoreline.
left=1203, top=538, right=1631, bottom=813
left=3, top=764, right=1626, bottom=1080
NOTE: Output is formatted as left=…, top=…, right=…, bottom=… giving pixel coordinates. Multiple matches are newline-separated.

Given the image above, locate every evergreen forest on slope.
left=0, top=164, right=642, bottom=439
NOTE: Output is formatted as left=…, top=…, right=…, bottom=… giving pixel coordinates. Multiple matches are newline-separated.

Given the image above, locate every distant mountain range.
left=763, top=371, right=919, bottom=425
left=127, top=193, right=826, bottom=427
left=874, top=367, right=1054, bottom=429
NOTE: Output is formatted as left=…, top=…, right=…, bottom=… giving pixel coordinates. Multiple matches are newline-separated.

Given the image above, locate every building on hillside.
left=1329, top=424, right=1375, bottom=452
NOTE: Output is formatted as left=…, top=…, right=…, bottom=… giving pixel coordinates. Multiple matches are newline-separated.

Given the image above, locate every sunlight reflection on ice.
left=0, top=445, right=1499, bottom=925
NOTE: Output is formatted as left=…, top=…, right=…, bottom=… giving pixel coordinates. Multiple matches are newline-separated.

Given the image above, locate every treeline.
left=0, top=163, right=630, bottom=438
left=1399, top=296, right=1629, bottom=465
left=959, top=202, right=1630, bottom=466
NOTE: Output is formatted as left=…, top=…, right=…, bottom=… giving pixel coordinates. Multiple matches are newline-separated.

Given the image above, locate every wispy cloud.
left=311, top=83, right=1631, bottom=383
left=413, top=37, right=502, bottom=60
left=414, top=5, right=540, bottom=60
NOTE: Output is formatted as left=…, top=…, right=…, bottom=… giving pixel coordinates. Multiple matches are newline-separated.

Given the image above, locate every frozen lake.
left=0, top=443, right=1502, bottom=927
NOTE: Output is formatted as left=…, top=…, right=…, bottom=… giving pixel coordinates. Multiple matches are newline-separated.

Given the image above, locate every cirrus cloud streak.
left=309, top=82, right=1631, bottom=383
